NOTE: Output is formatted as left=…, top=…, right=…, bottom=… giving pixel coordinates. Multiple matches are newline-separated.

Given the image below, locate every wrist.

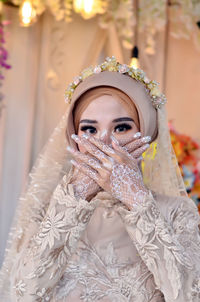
left=70, top=181, right=88, bottom=200
left=72, top=182, right=100, bottom=202
left=126, top=188, right=149, bottom=211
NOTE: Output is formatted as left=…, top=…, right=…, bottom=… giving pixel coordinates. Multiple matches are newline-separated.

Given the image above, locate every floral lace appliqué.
left=55, top=240, right=161, bottom=302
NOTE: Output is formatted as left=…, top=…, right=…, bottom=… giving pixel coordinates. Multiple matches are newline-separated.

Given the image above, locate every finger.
left=86, top=134, right=117, bottom=157
left=111, top=136, right=132, bottom=157
left=115, top=132, right=142, bottom=147
left=131, top=143, right=150, bottom=158
left=123, top=136, right=151, bottom=153
left=71, top=134, right=119, bottom=169
left=71, top=134, right=109, bottom=162
left=137, top=156, right=143, bottom=164
left=67, top=146, right=107, bottom=173
left=111, top=136, right=150, bottom=164
left=110, top=138, right=139, bottom=165
left=70, top=159, right=99, bottom=182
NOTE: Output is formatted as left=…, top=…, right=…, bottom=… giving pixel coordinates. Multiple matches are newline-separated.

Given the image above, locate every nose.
left=99, top=129, right=112, bottom=145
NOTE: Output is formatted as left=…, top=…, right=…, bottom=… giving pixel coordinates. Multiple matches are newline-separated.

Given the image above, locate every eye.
left=80, top=125, right=97, bottom=134
left=114, top=123, right=132, bottom=133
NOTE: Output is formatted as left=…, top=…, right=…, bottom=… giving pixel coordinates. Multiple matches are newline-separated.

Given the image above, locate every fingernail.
left=71, top=134, right=79, bottom=141
left=82, top=133, right=90, bottom=139
left=67, top=146, right=75, bottom=152
left=144, top=143, right=150, bottom=149
left=133, top=132, right=141, bottom=138
left=141, top=136, right=151, bottom=143
left=110, top=135, right=119, bottom=145
left=70, top=159, right=77, bottom=166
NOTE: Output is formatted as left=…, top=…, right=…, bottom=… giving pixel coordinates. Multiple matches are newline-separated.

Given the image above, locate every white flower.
left=150, top=86, right=161, bottom=97
left=94, top=66, right=102, bottom=74
left=64, top=95, right=70, bottom=103
left=35, top=287, right=50, bottom=301
left=13, top=279, right=26, bottom=296
left=118, top=64, right=129, bottom=73
left=37, top=288, right=46, bottom=297
left=143, top=76, right=150, bottom=84
left=73, top=76, right=81, bottom=85
left=37, top=207, right=66, bottom=250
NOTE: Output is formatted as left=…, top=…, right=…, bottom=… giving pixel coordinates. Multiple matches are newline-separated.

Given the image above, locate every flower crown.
left=64, top=56, right=166, bottom=109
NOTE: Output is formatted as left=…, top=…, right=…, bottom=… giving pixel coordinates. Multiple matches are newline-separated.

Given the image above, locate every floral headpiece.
left=64, top=56, right=166, bottom=109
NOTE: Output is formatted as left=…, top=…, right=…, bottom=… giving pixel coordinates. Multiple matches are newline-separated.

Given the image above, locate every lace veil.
left=0, top=59, right=188, bottom=299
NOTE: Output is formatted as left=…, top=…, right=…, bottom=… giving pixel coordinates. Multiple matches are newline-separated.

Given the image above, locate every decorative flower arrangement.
left=139, top=0, right=200, bottom=54
left=98, top=0, right=135, bottom=49
left=64, top=56, right=167, bottom=108
left=0, top=2, right=11, bottom=114
left=169, top=123, right=200, bottom=213
left=138, top=0, right=167, bottom=54
left=2, top=0, right=200, bottom=52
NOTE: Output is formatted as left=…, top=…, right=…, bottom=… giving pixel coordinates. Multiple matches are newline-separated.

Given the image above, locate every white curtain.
left=0, top=5, right=200, bottom=266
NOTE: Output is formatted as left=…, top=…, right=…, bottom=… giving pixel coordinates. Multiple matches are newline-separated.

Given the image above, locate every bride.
left=0, top=56, right=199, bottom=301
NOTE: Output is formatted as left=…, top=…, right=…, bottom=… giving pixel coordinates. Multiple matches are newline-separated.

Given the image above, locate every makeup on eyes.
left=80, top=123, right=133, bottom=135
left=79, top=117, right=135, bottom=135
left=114, top=123, right=132, bottom=133
left=80, top=125, right=97, bottom=134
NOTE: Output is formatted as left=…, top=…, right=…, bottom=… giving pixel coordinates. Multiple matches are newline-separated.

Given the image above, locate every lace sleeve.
left=117, top=192, right=200, bottom=302
left=9, top=176, right=98, bottom=302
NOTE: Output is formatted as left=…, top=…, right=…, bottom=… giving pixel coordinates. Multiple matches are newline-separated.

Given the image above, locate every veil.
left=143, top=105, right=187, bottom=197
left=0, top=68, right=188, bottom=300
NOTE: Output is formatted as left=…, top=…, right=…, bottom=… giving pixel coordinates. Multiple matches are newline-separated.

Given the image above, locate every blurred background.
left=0, top=0, right=200, bottom=266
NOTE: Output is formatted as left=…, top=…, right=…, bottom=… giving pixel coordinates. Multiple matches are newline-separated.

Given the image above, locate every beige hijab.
left=66, top=71, right=158, bottom=149
left=73, top=86, right=140, bottom=134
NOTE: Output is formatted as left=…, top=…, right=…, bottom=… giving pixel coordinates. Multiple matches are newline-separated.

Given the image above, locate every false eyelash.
left=80, top=123, right=132, bottom=134
left=80, top=125, right=97, bottom=132
left=114, top=124, right=132, bottom=132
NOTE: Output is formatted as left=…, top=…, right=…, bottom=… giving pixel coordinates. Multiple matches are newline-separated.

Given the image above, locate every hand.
left=68, top=156, right=101, bottom=201
left=68, top=133, right=150, bottom=209
left=112, top=131, right=151, bottom=165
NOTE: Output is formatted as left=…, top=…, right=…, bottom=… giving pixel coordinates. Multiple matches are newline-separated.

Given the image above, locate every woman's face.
left=77, top=95, right=139, bottom=153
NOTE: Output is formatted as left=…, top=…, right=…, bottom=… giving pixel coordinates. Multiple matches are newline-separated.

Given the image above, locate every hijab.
left=73, top=86, right=140, bottom=134
left=65, top=71, right=158, bottom=150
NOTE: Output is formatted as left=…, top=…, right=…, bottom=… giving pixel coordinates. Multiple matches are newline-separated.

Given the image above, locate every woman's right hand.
left=112, top=131, right=150, bottom=164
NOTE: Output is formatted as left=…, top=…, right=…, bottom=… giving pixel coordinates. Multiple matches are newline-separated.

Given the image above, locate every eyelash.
left=80, top=123, right=132, bottom=134
left=80, top=125, right=97, bottom=134
left=114, top=123, right=132, bottom=133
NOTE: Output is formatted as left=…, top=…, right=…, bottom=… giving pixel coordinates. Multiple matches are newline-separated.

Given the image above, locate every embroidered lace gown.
left=6, top=175, right=200, bottom=302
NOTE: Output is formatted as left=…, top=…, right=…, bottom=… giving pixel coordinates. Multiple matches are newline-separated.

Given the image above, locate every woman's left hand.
left=69, top=134, right=150, bottom=210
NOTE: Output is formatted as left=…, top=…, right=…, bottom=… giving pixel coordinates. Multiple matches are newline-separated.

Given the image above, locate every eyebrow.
left=79, top=119, right=98, bottom=124
left=79, top=117, right=134, bottom=124
left=112, top=117, right=134, bottom=123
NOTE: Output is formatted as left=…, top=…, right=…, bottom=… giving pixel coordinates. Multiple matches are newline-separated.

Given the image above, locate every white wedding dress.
left=1, top=60, right=200, bottom=301
left=4, top=171, right=200, bottom=302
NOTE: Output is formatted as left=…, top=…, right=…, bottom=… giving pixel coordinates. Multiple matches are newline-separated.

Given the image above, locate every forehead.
left=80, top=95, right=132, bottom=119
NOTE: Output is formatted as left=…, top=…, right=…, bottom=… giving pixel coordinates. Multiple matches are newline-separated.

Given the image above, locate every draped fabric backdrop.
left=0, top=5, right=200, bottom=265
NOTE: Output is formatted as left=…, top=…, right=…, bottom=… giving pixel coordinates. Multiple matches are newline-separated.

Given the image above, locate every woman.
left=0, top=56, right=199, bottom=302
